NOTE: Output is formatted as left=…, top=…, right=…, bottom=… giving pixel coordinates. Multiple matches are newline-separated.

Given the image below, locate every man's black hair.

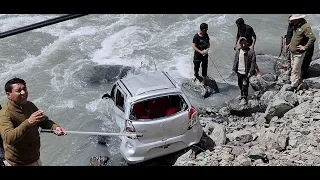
left=200, top=23, right=208, bottom=30
left=235, top=18, right=245, bottom=25
left=5, top=77, right=26, bottom=93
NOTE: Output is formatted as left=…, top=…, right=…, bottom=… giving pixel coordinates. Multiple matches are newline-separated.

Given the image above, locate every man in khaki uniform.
left=287, top=14, right=316, bottom=91
left=0, top=77, right=66, bottom=166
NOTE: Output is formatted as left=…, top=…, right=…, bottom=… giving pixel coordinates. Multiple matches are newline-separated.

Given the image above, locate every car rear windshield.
left=130, top=95, right=188, bottom=120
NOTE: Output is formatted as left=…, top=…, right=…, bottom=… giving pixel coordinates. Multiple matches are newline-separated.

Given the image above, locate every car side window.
left=115, top=89, right=125, bottom=111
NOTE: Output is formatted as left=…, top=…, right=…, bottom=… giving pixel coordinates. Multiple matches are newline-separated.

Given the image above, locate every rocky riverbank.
left=90, top=57, right=320, bottom=166
left=169, top=57, right=320, bottom=166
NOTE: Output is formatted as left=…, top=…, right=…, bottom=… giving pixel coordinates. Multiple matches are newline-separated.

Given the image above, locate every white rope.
left=40, top=129, right=142, bottom=138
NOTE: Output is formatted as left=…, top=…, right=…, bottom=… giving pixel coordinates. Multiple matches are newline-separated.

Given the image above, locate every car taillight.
left=188, top=107, right=198, bottom=129
left=124, top=120, right=136, bottom=133
left=188, top=107, right=196, bottom=119
left=124, top=120, right=136, bottom=139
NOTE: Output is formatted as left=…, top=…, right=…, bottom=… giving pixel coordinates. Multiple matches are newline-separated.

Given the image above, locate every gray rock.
left=265, top=99, right=294, bottom=122
left=304, top=77, right=320, bottom=89
left=90, top=156, right=109, bottom=166
left=308, top=59, right=320, bottom=78
left=248, top=147, right=267, bottom=161
left=236, top=154, right=252, bottom=166
left=261, top=73, right=277, bottom=82
left=249, top=75, right=276, bottom=92
left=173, top=149, right=193, bottom=166
left=280, top=84, right=292, bottom=92
left=209, top=123, right=227, bottom=146
left=219, top=106, right=230, bottom=116
left=260, top=91, right=278, bottom=110
left=228, top=98, right=264, bottom=116
left=276, top=134, right=289, bottom=151
left=226, top=130, right=253, bottom=143
left=231, top=146, right=246, bottom=156
left=277, top=74, right=291, bottom=84
left=274, top=91, right=299, bottom=107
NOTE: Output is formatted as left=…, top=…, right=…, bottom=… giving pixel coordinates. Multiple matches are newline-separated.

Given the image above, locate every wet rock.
left=90, top=156, right=109, bottom=166
left=182, top=77, right=219, bottom=98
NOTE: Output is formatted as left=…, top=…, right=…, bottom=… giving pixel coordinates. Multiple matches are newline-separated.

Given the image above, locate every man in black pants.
left=233, top=18, right=261, bottom=77
left=284, top=15, right=294, bottom=60
left=232, top=37, right=256, bottom=105
left=192, top=23, right=210, bottom=85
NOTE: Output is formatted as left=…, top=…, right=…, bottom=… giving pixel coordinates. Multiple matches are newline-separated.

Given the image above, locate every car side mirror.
left=102, top=93, right=112, bottom=99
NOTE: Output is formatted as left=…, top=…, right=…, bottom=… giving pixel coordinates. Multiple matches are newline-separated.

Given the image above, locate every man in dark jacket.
left=192, top=23, right=210, bottom=84
left=0, top=77, right=66, bottom=166
left=234, top=18, right=261, bottom=77
left=287, top=14, right=316, bottom=91
left=232, top=37, right=256, bottom=105
left=284, top=15, right=294, bottom=60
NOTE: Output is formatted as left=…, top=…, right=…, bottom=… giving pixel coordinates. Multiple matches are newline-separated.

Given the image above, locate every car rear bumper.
left=120, top=122, right=203, bottom=164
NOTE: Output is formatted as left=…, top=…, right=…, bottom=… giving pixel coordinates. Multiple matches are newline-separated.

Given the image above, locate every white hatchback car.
left=102, top=71, right=203, bottom=164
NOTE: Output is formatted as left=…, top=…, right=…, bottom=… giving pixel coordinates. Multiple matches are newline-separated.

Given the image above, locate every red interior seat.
left=132, top=103, right=144, bottom=119
left=148, top=97, right=170, bottom=119
left=166, top=107, right=181, bottom=116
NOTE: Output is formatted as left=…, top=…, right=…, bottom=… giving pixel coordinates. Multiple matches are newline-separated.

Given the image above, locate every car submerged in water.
left=102, top=71, right=203, bottom=164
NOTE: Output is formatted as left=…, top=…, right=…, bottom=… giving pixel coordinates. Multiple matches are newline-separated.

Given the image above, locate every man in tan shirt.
left=0, top=77, right=66, bottom=166
left=287, top=14, right=316, bottom=91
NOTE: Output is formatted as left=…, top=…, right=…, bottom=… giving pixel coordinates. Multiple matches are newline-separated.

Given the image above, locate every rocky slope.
left=171, top=57, right=320, bottom=166
left=90, top=57, right=320, bottom=166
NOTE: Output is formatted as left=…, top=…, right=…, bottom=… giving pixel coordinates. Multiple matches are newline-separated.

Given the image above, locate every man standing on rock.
left=232, top=37, right=257, bottom=105
left=233, top=18, right=261, bottom=77
left=192, top=23, right=210, bottom=85
left=287, top=14, right=316, bottom=91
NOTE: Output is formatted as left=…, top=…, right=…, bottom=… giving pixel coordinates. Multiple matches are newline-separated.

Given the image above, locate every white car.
left=102, top=71, right=203, bottom=164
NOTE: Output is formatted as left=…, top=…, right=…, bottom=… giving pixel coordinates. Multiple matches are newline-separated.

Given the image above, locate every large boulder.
left=249, top=76, right=276, bottom=92
left=308, top=58, right=320, bottom=78
left=259, top=91, right=278, bottom=110
left=304, top=77, right=320, bottom=89
left=264, top=99, right=294, bottom=122
left=228, top=97, right=264, bottom=116
left=182, top=77, right=219, bottom=98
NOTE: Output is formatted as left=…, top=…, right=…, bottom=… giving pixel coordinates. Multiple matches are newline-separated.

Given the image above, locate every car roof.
left=119, top=71, right=177, bottom=97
